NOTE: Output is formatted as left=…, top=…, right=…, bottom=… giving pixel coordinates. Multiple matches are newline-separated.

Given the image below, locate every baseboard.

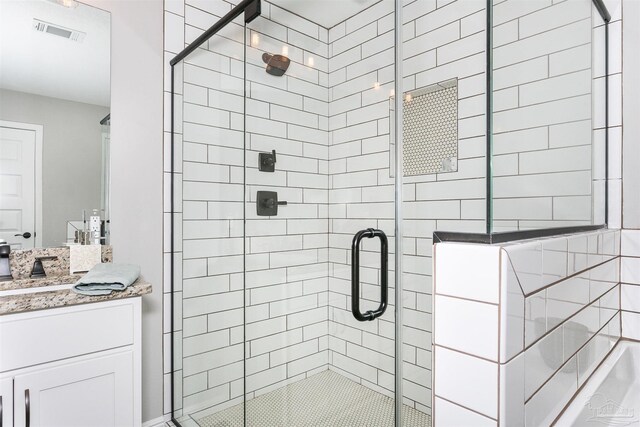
left=142, top=414, right=171, bottom=427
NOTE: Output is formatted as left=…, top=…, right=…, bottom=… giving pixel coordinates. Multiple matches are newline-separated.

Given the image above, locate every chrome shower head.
left=262, top=53, right=290, bottom=76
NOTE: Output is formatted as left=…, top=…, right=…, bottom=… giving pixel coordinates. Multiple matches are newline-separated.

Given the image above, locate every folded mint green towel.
left=73, top=263, right=141, bottom=296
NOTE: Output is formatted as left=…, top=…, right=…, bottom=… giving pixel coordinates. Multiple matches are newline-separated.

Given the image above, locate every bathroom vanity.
left=0, top=276, right=150, bottom=427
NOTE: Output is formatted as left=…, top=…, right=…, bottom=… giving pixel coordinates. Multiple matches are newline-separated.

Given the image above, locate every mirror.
left=0, top=0, right=111, bottom=249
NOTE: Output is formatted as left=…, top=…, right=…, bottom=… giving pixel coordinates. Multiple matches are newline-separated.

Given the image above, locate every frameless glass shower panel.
left=398, top=0, right=490, bottom=421
left=327, top=0, right=401, bottom=424
left=490, top=0, right=606, bottom=232
left=399, top=0, right=489, bottom=237
left=592, top=7, right=608, bottom=226
left=171, top=10, right=247, bottom=425
left=241, top=1, right=400, bottom=424
left=242, top=6, right=334, bottom=425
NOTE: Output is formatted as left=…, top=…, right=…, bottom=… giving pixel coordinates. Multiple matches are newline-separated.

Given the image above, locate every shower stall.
left=168, top=0, right=611, bottom=425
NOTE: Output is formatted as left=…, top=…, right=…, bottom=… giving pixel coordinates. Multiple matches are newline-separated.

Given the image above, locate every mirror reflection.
left=0, top=0, right=111, bottom=249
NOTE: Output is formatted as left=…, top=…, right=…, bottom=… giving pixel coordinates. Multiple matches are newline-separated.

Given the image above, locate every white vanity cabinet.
left=0, top=298, right=142, bottom=427
left=0, top=377, right=12, bottom=427
left=13, top=351, right=134, bottom=427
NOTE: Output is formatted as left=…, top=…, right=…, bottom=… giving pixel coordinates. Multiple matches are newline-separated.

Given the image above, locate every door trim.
left=0, top=120, right=43, bottom=248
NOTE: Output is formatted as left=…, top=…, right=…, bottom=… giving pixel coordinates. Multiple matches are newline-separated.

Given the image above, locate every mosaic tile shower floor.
left=194, top=370, right=431, bottom=427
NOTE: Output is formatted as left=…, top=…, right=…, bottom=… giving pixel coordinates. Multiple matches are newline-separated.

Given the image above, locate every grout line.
left=525, top=311, right=620, bottom=404
left=524, top=280, right=619, bottom=352
left=433, top=395, right=498, bottom=422
left=433, top=292, right=499, bottom=307
left=549, top=337, right=621, bottom=426
left=524, top=256, right=620, bottom=299
left=433, top=344, right=498, bottom=364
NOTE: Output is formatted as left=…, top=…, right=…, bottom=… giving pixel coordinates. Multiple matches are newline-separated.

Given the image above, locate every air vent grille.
left=33, top=19, right=86, bottom=42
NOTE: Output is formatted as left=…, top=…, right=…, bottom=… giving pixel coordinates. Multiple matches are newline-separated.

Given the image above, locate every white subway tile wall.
left=491, top=0, right=610, bottom=231
left=621, top=230, right=640, bottom=340
left=433, top=229, right=622, bottom=425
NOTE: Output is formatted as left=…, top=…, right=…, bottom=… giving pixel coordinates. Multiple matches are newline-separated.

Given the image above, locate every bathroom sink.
left=0, top=275, right=80, bottom=297
left=0, top=282, right=75, bottom=296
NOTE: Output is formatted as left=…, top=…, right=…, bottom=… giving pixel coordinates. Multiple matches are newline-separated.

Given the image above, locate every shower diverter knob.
left=257, top=191, right=287, bottom=216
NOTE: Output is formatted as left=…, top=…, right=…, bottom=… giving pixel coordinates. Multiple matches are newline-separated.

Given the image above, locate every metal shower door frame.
left=393, top=0, right=404, bottom=424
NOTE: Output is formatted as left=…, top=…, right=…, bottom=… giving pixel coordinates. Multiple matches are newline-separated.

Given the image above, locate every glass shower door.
left=241, top=6, right=398, bottom=426
left=172, top=9, right=248, bottom=426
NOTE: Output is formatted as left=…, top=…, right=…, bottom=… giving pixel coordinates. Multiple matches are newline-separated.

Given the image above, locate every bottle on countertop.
left=90, top=209, right=101, bottom=245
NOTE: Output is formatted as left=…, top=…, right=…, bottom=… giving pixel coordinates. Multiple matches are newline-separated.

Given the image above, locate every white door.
left=0, top=377, right=12, bottom=427
left=13, top=351, right=135, bottom=427
left=0, top=123, right=40, bottom=249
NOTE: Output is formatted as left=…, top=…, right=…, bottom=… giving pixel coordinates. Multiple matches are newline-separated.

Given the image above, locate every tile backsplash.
left=8, top=245, right=112, bottom=279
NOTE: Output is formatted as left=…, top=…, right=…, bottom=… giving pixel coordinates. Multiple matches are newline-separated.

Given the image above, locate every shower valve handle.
left=257, top=191, right=287, bottom=216
left=259, top=150, right=277, bottom=172
left=264, top=198, right=287, bottom=208
left=264, top=150, right=276, bottom=165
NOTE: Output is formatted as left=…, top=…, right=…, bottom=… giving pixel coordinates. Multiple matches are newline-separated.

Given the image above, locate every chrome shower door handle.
left=351, top=228, right=389, bottom=322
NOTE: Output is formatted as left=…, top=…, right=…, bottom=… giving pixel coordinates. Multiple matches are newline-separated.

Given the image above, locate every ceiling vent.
left=33, top=19, right=86, bottom=42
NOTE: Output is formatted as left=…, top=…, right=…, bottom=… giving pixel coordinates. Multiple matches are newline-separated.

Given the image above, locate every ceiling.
left=0, top=0, right=110, bottom=107
left=271, top=0, right=381, bottom=29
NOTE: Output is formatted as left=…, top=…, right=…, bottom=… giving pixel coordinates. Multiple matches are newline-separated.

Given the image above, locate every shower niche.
left=390, top=78, right=459, bottom=178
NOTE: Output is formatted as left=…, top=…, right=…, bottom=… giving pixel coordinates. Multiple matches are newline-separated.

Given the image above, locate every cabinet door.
left=14, top=351, right=134, bottom=427
left=0, top=377, right=12, bottom=427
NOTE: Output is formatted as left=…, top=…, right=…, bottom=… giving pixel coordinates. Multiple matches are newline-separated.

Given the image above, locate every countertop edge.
left=0, top=280, right=152, bottom=316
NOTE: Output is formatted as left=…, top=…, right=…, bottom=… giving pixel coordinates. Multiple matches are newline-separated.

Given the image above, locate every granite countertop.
left=0, top=279, right=152, bottom=315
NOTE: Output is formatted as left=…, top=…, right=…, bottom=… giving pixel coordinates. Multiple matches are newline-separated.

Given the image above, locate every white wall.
left=81, top=0, right=165, bottom=424
left=0, top=89, right=108, bottom=247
